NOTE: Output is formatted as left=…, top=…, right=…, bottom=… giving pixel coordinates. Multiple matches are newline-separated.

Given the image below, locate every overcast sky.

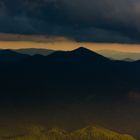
left=0, top=0, right=140, bottom=43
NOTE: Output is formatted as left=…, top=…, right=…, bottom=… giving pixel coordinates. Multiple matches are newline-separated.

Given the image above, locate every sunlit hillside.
left=1, top=126, right=136, bottom=140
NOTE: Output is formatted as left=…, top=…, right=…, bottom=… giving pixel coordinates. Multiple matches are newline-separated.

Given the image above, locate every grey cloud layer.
left=0, top=0, right=140, bottom=43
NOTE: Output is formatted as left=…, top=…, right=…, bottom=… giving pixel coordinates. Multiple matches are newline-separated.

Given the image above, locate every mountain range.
left=0, top=47, right=139, bottom=100
left=1, top=48, right=139, bottom=61
left=0, top=47, right=140, bottom=139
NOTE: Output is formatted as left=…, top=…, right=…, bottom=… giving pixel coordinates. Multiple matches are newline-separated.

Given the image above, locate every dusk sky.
left=0, top=34, right=140, bottom=53
left=0, top=1, right=140, bottom=139
left=0, top=0, right=140, bottom=51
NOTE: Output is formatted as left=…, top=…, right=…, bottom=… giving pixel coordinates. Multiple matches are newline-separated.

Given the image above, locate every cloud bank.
left=0, top=0, right=140, bottom=43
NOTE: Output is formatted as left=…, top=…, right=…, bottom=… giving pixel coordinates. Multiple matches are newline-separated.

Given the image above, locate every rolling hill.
left=1, top=126, right=136, bottom=140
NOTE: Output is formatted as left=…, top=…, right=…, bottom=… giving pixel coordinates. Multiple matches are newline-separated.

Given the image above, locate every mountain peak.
left=48, top=46, right=109, bottom=62
left=72, top=47, right=93, bottom=53
left=70, top=46, right=109, bottom=61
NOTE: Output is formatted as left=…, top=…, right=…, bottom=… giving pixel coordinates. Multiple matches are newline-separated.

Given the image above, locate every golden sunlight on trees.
left=1, top=126, right=136, bottom=140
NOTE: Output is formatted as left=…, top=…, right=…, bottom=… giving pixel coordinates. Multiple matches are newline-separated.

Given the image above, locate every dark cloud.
left=0, top=0, right=140, bottom=43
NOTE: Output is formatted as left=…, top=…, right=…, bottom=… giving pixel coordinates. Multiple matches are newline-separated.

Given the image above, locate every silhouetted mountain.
left=49, top=47, right=109, bottom=61
left=15, top=48, right=55, bottom=56
left=0, top=47, right=140, bottom=100
left=0, top=49, right=30, bottom=62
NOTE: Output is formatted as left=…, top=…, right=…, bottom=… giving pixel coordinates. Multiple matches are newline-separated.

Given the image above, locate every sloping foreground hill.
left=1, top=126, right=136, bottom=140
left=72, top=126, right=136, bottom=140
